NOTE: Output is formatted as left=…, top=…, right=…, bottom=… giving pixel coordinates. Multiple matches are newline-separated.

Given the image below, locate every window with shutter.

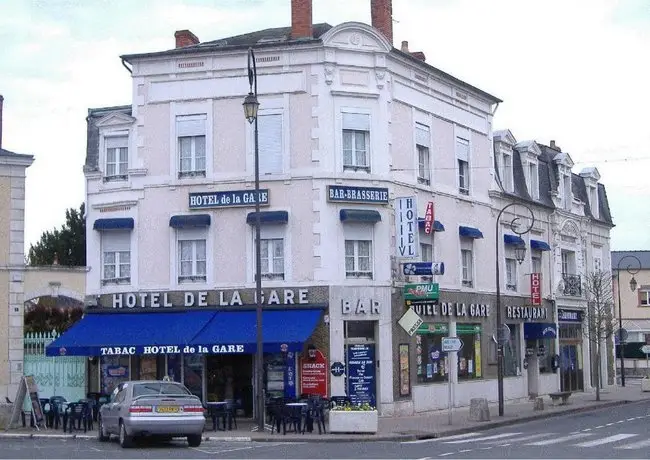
left=176, top=114, right=207, bottom=178
left=342, top=112, right=370, bottom=171
left=456, top=137, right=470, bottom=194
left=416, top=123, right=431, bottom=185
left=105, top=136, right=128, bottom=182
left=257, top=113, right=283, bottom=175
left=102, top=231, right=131, bottom=284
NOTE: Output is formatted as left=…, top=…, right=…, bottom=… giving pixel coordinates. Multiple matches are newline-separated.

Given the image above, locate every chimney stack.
left=291, top=0, right=313, bottom=39
left=0, top=94, right=3, bottom=149
left=401, top=40, right=409, bottom=52
left=371, top=0, right=393, bottom=45
left=550, top=140, right=561, bottom=151
left=174, top=30, right=200, bottom=48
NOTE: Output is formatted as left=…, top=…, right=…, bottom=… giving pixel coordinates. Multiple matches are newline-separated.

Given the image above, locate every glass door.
left=560, top=344, right=584, bottom=391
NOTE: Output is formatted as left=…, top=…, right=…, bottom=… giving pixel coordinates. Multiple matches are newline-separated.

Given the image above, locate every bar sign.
left=531, top=273, right=541, bottom=306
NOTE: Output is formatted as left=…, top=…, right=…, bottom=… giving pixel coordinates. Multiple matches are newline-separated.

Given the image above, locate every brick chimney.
left=0, top=94, right=3, bottom=149
left=291, top=0, right=313, bottom=39
left=371, top=0, right=393, bottom=45
left=174, top=30, right=200, bottom=48
left=550, top=140, right=561, bottom=151
left=400, top=40, right=426, bottom=62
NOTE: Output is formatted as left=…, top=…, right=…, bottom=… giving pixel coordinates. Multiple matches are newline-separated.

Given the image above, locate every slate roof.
left=84, top=105, right=132, bottom=172
left=612, top=251, right=650, bottom=270
left=0, top=147, right=34, bottom=161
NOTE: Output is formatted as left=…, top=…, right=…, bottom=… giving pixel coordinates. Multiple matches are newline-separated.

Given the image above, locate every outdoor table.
left=206, top=402, right=230, bottom=431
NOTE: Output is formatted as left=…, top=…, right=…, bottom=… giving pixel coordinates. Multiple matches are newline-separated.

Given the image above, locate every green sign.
left=416, top=323, right=448, bottom=335
left=404, top=283, right=439, bottom=301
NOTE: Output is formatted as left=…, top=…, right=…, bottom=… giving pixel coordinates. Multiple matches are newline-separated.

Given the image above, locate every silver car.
left=98, top=380, right=205, bottom=448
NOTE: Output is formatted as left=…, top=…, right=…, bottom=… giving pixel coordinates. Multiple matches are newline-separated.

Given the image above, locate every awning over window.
left=531, top=239, right=551, bottom=251
left=459, top=226, right=483, bottom=239
left=339, top=209, right=381, bottom=223
left=523, top=322, right=557, bottom=340
left=169, top=214, right=211, bottom=228
left=417, top=219, right=445, bottom=232
left=504, top=234, right=525, bottom=246
left=191, top=309, right=324, bottom=353
left=246, top=211, right=289, bottom=225
left=93, top=218, right=134, bottom=231
left=45, top=311, right=216, bottom=357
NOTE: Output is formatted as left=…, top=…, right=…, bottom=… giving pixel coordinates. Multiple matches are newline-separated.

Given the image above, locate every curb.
left=245, top=433, right=416, bottom=443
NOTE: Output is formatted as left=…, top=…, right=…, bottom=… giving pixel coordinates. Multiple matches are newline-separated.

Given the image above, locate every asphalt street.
left=1, top=401, right=649, bottom=459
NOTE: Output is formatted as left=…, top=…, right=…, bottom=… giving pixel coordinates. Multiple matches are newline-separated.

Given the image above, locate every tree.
left=28, top=203, right=86, bottom=266
left=583, top=269, right=616, bottom=401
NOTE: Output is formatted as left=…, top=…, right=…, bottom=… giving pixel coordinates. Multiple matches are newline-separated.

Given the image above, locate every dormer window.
left=589, top=185, right=599, bottom=218
left=563, top=174, right=572, bottom=210
left=104, top=135, right=128, bottom=182
left=525, top=161, right=539, bottom=199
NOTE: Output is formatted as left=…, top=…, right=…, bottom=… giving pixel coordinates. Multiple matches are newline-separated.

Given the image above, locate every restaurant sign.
left=505, top=306, right=548, bottom=320
left=188, top=189, right=270, bottom=209
left=326, top=185, right=389, bottom=204
left=100, top=344, right=246, bottom=356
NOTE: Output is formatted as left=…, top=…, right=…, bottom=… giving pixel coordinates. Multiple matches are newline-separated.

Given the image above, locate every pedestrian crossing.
left=407, top=427, right=650, bottom=451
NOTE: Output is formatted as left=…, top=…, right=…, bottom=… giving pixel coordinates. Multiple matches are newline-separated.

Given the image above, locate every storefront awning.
left=191, top=309, right=323, bottom=353
left=246, top=211, right=289, bottom=225
left=504, top=234, right=525, bottom=246
left=45, top=311, right=216, bottom=357
left=169, top=214, right=211, bottom=228
left=93, top=218, right=134, bottom=231
left=417, top=219, right=445, bottom=232
left=459, top=225, right=483, bottom=239
left=524, top=322, right=557, bottom=340
left=339, top=209, right=381, bottom=223
left=530, top=239, right=551, bottom=251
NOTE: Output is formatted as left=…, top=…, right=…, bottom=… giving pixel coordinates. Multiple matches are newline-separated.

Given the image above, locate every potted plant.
left=328, top=402, right=378, bottom=434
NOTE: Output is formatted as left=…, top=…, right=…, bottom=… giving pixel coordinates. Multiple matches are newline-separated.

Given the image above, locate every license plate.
left=156, top=406, right=179, bottom=413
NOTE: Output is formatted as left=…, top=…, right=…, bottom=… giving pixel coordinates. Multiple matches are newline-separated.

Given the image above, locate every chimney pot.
left=371, top=0, right=393, bottom=45
left=291, top=0, right=313, bottom=39
left=550, top=140, right=561, bottom=151
left=401, top=40, right=409, bottom=52
left=174, top=29, right=200, bottom=48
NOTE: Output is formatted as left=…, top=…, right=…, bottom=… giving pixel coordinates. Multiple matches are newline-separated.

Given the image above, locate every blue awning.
left=459, top=226, right=483, bottom=239
left=93, top=218, right=134, bottom=231
left=169, top=214, right=211, bottom=228
left=531, top=239, right=551, bottom=251
left=504, top=234, right=525, bottom=246
left=191, top=309, right=323, bottom=353
left=523, top=322, right=557, bottom=340
left=45, top=311, right=216, bottom=357
left=246, top=211, right=289, bottom=225
left=417, top=219, right=445, bottom=232
left=339, top=209, right=381, bottom=223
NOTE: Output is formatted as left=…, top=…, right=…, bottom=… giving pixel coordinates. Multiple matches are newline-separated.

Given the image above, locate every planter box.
left=329, top=410, right=378, bottom=434
left=641, top=379, right=650, bottom=392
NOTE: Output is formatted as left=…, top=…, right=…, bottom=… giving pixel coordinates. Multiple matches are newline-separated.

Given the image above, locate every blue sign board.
left=331, top=361, right=345, bottom=377
left=403, top=262, right=445, bottom=276
left=346, top=344, right=376, bottom=407
left=327, top=185, right=389, bottom=204
left=189, top=189, right=270, bottom=209
left=284, top=352, right=296, bottom=399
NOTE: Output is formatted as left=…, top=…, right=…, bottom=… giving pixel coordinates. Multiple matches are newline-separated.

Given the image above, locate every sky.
left=1, top=0, right=649, bottom=252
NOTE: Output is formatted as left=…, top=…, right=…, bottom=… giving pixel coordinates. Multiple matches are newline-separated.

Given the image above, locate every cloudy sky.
left=1, top=0, right=648, bottom=252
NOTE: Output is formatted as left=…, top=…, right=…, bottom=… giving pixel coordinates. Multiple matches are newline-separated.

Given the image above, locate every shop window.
left=167, top=354, right=182, bottom=382
left=503, top=323, right=521, bottom=377
left=457, top=324, right=482, bottom=380
left=415, top=323, right=449, bottom=384
left=100, top=355, right=130, bottom=395
left=183, top=354, right=204, bottom=401
left=345, top=320, right=376, bottom=340
left=538, top=339, right=556, bottom=374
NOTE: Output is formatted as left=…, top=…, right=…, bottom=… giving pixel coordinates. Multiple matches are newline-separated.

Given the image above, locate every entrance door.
left=560, top=344, right=584, bottom=392
left=206, top=354, right=253, bottom=415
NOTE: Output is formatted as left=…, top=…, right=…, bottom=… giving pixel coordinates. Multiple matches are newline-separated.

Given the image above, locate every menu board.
left=300, top=349, right=328, bottom=397
left=24, top=376, right=45, bottom=429
left=346, top=344, right=376, bottom=406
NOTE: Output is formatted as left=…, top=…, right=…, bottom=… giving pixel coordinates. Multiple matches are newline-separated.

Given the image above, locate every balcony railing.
left=562, top=273, right=582, bottom=297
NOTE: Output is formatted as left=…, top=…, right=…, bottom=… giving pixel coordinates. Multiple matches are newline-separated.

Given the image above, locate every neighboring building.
left=47, top=0, right=613, bottom=417
left=612, top=250, right=650, bottom=376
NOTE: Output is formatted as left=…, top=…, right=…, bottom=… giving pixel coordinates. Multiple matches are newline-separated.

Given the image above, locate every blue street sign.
left=331, top=361, right=345, bottom=377
left=403, top=262, right=445, bottom=276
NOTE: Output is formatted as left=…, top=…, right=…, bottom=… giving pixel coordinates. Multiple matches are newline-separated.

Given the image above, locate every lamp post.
left=615, top=254, right=640, bottom=388
left=243, top=47, right=264, bottom=432
left=495, top=202, right=535, bottom=417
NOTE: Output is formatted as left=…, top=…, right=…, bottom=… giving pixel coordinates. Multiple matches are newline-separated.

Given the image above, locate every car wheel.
left=97, top=416, right=109, bottom=442
left=187, top=434, right=202, bottom=447
left=119, top=421, right=133, bottom=448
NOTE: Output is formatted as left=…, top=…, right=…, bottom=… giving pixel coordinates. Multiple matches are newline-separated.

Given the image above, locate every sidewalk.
left=3, top=385, right=649, bottom=443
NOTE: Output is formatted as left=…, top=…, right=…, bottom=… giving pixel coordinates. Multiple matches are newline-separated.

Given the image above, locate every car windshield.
left=132, top=382, right=191, bottom=398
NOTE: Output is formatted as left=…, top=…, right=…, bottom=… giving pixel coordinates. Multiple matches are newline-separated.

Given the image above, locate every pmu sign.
left=531, top=273, right=541, bottom=306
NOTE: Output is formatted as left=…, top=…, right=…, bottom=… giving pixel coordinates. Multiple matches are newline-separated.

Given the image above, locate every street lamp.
left=243, top=47, right=264, bottom=432
left=495, top=202, right=535, bottom=417
left=616, top=254, right=641, bottom=387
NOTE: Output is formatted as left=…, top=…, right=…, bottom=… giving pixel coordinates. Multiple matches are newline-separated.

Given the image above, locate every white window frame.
left=101, top=231, right=131, bottom=285
left=639, top=290, right=650, bottom=306
left=342, top=111, right=371, bottom=172
left=526, top=161, right=539, bottom=199
left=255, top=111, right=284, bottom=175
left=260, top=238, right=285, bottom=280
left=345, top=240, right=373, bottom=279
left=177, top=114, right=207, bottom=178
left=561, top=249, right=576, bottom=275
left=460, top=238, right=474, bottom=288
left=456, top=136, right=470, bottom=195
left=249, top=223, right=290, bottom=283
left=562, top=173, right=572, bottom=209
left=420, top=241, right=433, bottom=263
left=498, top=151, right=513, bottom=192
left=342, top=223, right=374, bottom=280
left=589, top=185, right=599, bottom=218
left=416, top=123, right=431, bottom=185
left=104, top=134, right=129, bottom=182
left=175, top=227, right=208, bottom=285
left=531, top=253, right=542, bottom=275
left=505, top=257, right=517, bottom=291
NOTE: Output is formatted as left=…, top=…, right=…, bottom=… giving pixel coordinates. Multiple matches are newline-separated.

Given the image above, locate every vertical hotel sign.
left=531, top=273, right=542, bottom=306
left=395, top=196, right=419, bottom=258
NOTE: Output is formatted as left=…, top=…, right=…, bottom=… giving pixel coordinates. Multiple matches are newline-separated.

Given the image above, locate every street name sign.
left=442, top=337, right=463, bottom=353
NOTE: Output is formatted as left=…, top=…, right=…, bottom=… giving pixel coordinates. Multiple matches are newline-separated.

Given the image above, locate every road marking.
left=525, top=433, right=593, bottom=446
left=443, top=432, right=522, bottom=444
left=438, top=432, right=481, bottom=441
left=605, top=423, right=614, bottom=426
left=485, top=433, right=555, bottom=444
left=191, top=446, right=253, bottom=454
left=626, top=418, right=636, bottom=421
left=458, top=449, right=472, bottom=453
left=616, top=420, right=625, bottom=424
left=582, top=428, right=592, bottom=431
left=595, top=425, right=604, bottom=428
left=574, top=434, right=638, bottom=447
left=615, top=438, right=650, bottom=449
left=439, top=452, right=454, bottom=457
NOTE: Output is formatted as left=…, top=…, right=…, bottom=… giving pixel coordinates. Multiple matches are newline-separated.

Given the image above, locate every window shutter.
left=416, top=123, right=430, bottom=147
left=177, top=114, right=206, bottom=137
left=258, top=114, right=283, bottom=174
left=456, top=137, right=469, bottom=161
left=106, top=136, right=128, bottom=149
left=102, top=232, right=131, bottom=252
left=342, top=113, right=370, bottom=131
